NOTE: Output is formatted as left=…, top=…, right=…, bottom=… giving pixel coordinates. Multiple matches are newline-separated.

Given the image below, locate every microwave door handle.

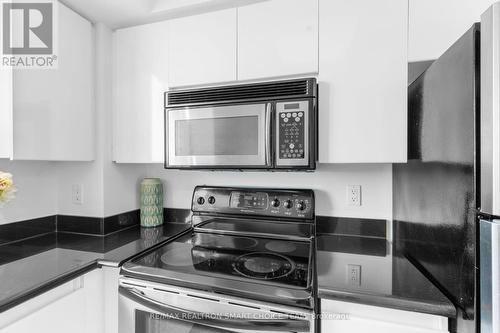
left=119, top=286, right=309, bottom=332
left=265, top=103, right=272, bottom=167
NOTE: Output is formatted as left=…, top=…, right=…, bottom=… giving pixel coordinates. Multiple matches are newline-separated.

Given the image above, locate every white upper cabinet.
left=318, top=0, right=408, bottom=163
left=113, top=21, right=169, bottom=163
left=409, top=0, right=496, bottom=61
left=168, top=9, right=237, bottom=87
left=112, top=1, right=407, bottom=164
left=12, top=3, right=93, bottom=161
left=0, top=68, right=12, bottom=159
left=237, top=0, right=319, bottom=81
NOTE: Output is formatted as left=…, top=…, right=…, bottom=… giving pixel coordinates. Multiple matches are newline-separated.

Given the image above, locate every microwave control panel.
left=276, top=101, right=309, bottom=166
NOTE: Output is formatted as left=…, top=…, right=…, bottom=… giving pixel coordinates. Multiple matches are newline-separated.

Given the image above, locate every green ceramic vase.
left=140, top=178, right=163, bottom=228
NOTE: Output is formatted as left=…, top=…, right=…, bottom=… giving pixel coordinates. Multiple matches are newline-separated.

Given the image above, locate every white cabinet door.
left=321, top=299, right=449, bottom=333
left=2, top=289, right=86, bottom=333
left=409, top=0, right=496, bottom=61
left=0, top=67, right=12, bottom=159
left=12, top=3, right=93, bottom=161
left=168, top=9, right=237, bottom=87
left=1, top=269, right=103, bottom=333
left=103, top=266, right=120, bottom=333
left=83, top=268, right=105, bottom=333
left=237, top=0, right=318, bottom=81
left=113, top=21, right=169, bottom=163
left=318, top=0, right=407, bottom=163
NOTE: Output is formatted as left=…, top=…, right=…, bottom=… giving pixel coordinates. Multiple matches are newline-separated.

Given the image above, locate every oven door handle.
left=119, top=286, right=310, bottom=332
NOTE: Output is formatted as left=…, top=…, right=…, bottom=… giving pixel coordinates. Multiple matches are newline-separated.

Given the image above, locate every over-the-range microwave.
left=164, top=78, right=318, bottom=170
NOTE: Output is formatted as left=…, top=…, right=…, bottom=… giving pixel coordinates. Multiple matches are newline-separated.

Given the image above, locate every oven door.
left=166, top=103, right=272, bottom=168
left=119, top=278, right=314, bottom=333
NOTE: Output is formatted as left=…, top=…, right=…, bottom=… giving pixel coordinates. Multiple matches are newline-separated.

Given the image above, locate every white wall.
left=146, top=163, right=393, bottom=219
left=409, top=0, right=497, bottom=61
left=0, top=9, right=395, bottom=224
left=317, top=251, right=392, bottom=293
left=56, top=162, right=104, bottom=217
left=97, top=23, right=148, bottom=216
left=0, top=162, right=392, bottom=223
left=0, top=24, right=147, bottom=223
left=56, top=23, right=147, bottom=218
left=0, top=161, right=57, bottom=224
left=0, top=22, right=147, bottom=221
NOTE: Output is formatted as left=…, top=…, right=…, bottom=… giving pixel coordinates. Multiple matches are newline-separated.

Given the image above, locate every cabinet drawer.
left=321, top=299, right=448, bottom=333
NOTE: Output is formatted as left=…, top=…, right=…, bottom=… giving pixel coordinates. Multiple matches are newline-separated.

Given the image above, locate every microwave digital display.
left=284, top=103, right=300, bottom=110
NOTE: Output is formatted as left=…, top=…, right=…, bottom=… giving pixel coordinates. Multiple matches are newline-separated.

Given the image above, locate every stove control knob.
left=284, top=200, right=292, bottom=209
left=271, top=199, right=280, bottom=207
left=208, top=196, right=216, bottom=205
left=296, top=201, right=306, bottom=211
left=197, top=197, right=205, bottom=205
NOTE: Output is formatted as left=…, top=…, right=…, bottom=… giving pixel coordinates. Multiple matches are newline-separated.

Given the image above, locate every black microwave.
left=164, top=78, right=317, bottom=171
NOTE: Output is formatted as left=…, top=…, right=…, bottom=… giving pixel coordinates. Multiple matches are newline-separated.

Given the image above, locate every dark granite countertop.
left=0, top=212, right=458, bottom=319
left=0, top=222, right=191, bottom=313
left=317, top=234, right=457, bottom=318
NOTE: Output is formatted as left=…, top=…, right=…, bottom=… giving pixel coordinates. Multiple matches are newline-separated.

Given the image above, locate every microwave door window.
left=175, top=116, right=259, bottom=156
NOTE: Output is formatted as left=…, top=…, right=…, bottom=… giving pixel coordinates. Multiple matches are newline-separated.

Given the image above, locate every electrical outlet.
left=347, top=264, right=361, bottom=286
left=72, top=184, right=83, bottom=205
left=347, top=185, right=361, bottom=206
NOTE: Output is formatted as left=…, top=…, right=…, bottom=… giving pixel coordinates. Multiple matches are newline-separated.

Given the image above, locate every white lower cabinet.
left=0, top=269, right=104, bottom=333
left=103, top=266, right=120, bottom=333
left=0, top=269, right=452, bottom=333
left=321, top=299, right=449, bottom=333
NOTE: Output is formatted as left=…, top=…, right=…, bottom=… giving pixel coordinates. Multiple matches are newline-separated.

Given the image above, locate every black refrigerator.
left=393, top=3, right=500, bottom=333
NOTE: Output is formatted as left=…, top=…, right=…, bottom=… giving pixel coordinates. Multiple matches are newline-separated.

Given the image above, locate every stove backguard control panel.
left=192, top=186, right=314, bottom=220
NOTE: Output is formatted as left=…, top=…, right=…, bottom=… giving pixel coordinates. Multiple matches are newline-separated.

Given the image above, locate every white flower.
left=0, top=172, right=16, bottom=205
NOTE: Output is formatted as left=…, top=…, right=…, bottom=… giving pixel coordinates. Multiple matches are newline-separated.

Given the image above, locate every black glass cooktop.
left=132, top=232, right=311, bottom=288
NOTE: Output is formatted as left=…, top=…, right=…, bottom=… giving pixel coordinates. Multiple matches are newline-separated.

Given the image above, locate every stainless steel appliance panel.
left=480, top=219, right=500, bottom=333
left=167, top=103, right=271, bottom=168
left=164, top=78, right=317, bottom=170
left=481, top=3, right=500, bottom=216
left=118, top=278, right=314, bottom=333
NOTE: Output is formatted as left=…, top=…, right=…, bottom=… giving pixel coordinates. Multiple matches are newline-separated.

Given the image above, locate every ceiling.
left=60, top=0, right=268, bottom=29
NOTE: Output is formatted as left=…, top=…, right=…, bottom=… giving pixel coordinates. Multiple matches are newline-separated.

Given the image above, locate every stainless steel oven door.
left=119, top=277, right=314, bottom=333
left=166, top=103, right=272, bottom=168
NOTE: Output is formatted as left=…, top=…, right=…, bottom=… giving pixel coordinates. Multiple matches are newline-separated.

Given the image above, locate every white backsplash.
left=0, top=160, right=57, bottom=224
left=145, top=163, right=392, bottom=220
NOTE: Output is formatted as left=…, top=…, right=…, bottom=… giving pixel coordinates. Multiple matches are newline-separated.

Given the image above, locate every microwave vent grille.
left=167, top=79, right=314, bottom=106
